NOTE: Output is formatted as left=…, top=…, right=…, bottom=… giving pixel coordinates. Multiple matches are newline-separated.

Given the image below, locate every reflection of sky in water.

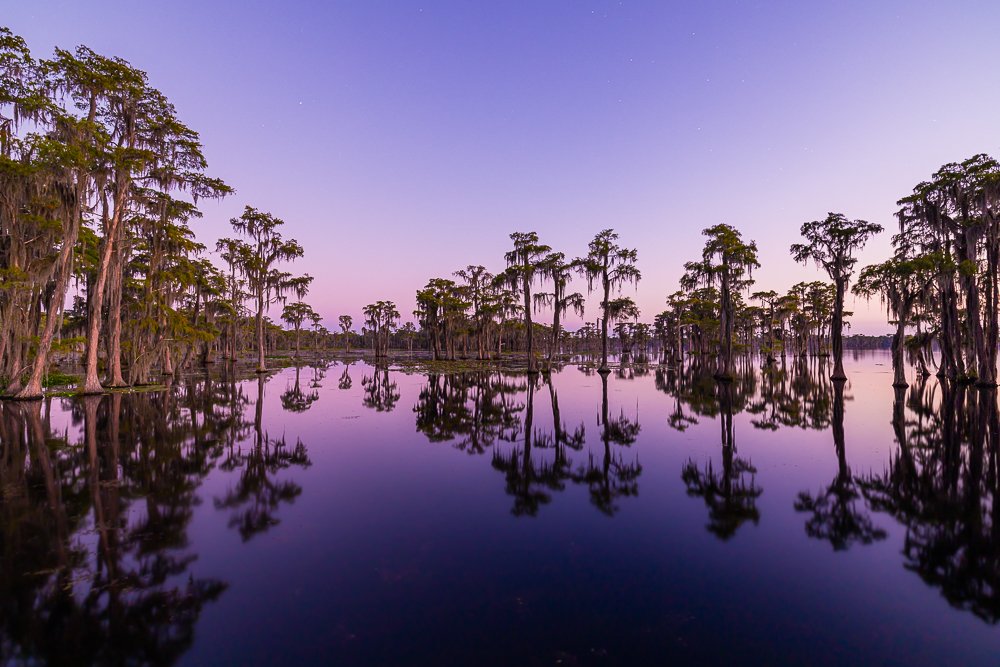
left=3, top=352, right=998, bottom=665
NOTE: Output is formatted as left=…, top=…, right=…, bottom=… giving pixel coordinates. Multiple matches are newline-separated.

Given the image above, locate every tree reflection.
left=0, top=385, right=246, bottom=664
left=281, top=364, right=320, bottom=413
left=794, top=379, right=886, bottom=549
left=680, top=379, right=762, bottom=539
left=338, top=360, right=354, bottom=390
left=412, top=368, right=640, bottom=517
left=216, top=374, right=312, bottom=541
left=548, top=373, right=586, bottom=455
left=576, top=372, right=642, bottom=516
left=746, top=356, right=832, bottom=431
left=491, top=374, right=590, bottom=516
left=656, top=367, right=696, bottom=432
left=491, top=376, right=554, bottom=516
left=414, top=373, right=523, bottom=454
left=362, top=365, right=401, bottom=412
left=309, top=361, right=329, bottom=390
left=405, top=355, right=1000, bottom=624
left=859, top=381, right=1000, bottom=622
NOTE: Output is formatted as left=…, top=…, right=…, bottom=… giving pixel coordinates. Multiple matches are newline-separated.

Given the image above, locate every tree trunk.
left=82, top=128, right=133, bottom=394
left=938, top=274, right=962, bottom=379
left=162, top=346, right=174, bottom=376
left=550, top=306, right=560, bottom=363
left=256, top=293, right=266, bottom=372
left=717, top=269, right=734, bottom=380
left=17, top=92, right=96, bottom=398
left=15, top=228, right=78, bottom=399
left=599, top=274, right=610, bottom=373
left=891, top=310, right=907, bottom=387
left=524, top=275, right=536, bottom=373
left=82, top=206, right=126, bottom=393
left=831, top=277, right=847, bottom=381
left=105, top=216, right=127, bottom=388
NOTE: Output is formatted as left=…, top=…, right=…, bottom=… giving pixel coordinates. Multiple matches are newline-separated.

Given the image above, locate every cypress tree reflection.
left=413, top=368, right=627, bottom=516
left=680, top=378, right=762, bottom=540
left=577, top=372, right=642, bottom=517
left=795, top=379, right=886, bottom=550
left=491, top=375, right=553, bottom=516
left=362, top=365, right=401, bottom=413
left=615, top=354, right=651, bottom=381
left=414, top=373, right=523, bottom=454
left=0, top=390, right=232, bottom=665
left=309, top=362, right=329, bottom=391
left=656, top=367, right=697, bottom=432
left=281, top=364, right=320, bottom=413
left=791, top=357, right=836, bottom=430
left=216, top=374, right=312, bottom=541
left=548, top=373, right=586, bottom=456
left=338, top=361, right=354, bottom=391
left=860, top=382, right=1000, bottom=622
left=743, top=357, right=834, bottom=432
left=491, top=374, right=590, bottom=516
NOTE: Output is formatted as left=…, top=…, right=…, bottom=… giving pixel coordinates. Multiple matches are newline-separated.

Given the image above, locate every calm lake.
left=2, top=351, right=999, bottom=665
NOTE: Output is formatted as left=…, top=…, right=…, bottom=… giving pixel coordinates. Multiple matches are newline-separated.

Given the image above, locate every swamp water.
left=1, top=352, right=999, bottom=665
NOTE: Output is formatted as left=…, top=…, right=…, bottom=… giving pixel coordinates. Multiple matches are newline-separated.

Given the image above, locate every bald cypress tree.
left=791, top=213, right=882, bottom=381
left=0, top=28, right=230, bottom=397
left=225, top=206, right=309, bottom=373
left=897, top=155, right=1000, bottom=384
left=854, top=250, right=937, bottom=387
left=281, top=301, right=319, bottom=359
left=683, top=224, right=759, bottom=381
left=575, top=229, right=640, bottom=374
left=501, top=232, right=551, bottom=373
left=534, top=253, right=585, bottom=364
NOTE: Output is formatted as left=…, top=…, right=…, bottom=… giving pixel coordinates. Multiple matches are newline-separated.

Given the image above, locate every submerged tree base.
left=7, top=392, right=44, bottom=402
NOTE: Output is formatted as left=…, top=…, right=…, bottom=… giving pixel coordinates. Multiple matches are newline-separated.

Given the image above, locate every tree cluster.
left=0, top=29, right=317, bottom=397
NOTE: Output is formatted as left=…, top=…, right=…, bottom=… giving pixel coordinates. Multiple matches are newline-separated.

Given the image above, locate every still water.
left=1, top=352, right=998, bottom=665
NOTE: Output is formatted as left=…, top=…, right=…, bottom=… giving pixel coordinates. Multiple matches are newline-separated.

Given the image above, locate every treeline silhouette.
left=359, top=172, right=1000, bottom=390
left=6, top=25, right=1000, bottom=399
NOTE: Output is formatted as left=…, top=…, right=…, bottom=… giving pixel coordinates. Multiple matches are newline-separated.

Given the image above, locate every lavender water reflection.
left=413, top=372, right=522, bottom=453
left=0, top=385, right=231, bottom=664
left=1, top=354, right=999, bottom=664
left=861, top=379, right=1000, bottom=624
left=217, top=374, right=312, bottom=541
left=795, top=378, right=887, bottom=551
left=680, top=379, right=763, bottom=540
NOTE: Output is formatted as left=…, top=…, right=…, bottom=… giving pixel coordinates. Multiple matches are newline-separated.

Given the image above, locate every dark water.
left=1, top=352, right=999, bottom=666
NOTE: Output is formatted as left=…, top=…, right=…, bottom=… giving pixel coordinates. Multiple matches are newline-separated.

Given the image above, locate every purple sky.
left=9, top=1, right=1000, bottom=333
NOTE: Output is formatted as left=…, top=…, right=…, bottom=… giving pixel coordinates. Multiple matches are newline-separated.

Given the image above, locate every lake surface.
left=2, top=352, right=999, bottom=665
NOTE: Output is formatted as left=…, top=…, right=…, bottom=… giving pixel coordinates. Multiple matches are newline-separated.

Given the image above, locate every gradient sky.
left=8, top=1, right=1000, bottom=333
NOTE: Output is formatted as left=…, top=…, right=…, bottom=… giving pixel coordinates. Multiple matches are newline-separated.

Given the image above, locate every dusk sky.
left=9, top=1, right=1000, bottom=333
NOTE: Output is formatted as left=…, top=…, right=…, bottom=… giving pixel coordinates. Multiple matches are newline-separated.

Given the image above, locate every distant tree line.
left=6, top=26, right=1000, bottom=395
left=361, top=154, right=1000, bottom=390
left=360, top=229, right=640, bottom=375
